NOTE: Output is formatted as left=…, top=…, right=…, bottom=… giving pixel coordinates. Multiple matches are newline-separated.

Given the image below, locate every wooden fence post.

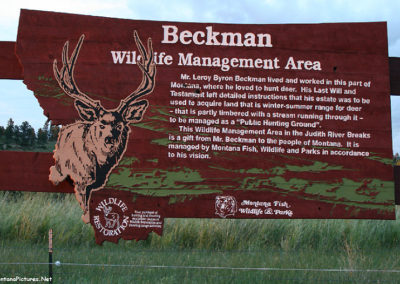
left=49, top=229, right=53, bottom=283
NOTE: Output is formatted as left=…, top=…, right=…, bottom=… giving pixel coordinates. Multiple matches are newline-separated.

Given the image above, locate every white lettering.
left=161, top=25, right=179, bottom=43
left=162, top=25, right=273, bottom=47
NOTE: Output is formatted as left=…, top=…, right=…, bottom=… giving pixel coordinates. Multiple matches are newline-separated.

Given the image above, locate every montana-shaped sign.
left=0, top=9, right=394, bottom=244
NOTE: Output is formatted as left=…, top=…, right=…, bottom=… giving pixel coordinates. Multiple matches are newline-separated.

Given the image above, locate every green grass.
left=1, top=192, right=400, bottom=283
left=2, top=244, right=400, bottom=283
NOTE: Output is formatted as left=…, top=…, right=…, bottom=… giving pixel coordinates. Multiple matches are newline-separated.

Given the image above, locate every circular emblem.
left=93, top=197, right=130, bottom=236
left=215, top=196, right=238, bottom=218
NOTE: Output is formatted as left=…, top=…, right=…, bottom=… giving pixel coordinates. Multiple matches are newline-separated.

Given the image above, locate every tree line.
left=0, top=118, right=60, bottom=150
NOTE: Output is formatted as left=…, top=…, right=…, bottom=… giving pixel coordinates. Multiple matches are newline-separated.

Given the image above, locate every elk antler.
left=117, top=31, right=156, bottom=113
left=53, top=35, right=100, bottom=109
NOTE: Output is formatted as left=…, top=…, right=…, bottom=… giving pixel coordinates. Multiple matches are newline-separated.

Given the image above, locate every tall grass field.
left=1, top=191, right=400, bottom=283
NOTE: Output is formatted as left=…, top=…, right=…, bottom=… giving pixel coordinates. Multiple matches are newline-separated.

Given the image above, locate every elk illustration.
left=103, top=206, right=120, bottom=229
left=49, top=31, right=156, bottom=223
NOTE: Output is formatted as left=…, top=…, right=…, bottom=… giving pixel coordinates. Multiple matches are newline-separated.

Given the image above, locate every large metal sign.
left=0, top=9, right=395, bottom=244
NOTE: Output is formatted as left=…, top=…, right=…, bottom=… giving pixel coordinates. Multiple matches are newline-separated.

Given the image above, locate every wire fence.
left=1, top=261, right=400, bottom=283
left=3, top=261, right=400, bottom=273
left=2, top=229, right=400, bottom=283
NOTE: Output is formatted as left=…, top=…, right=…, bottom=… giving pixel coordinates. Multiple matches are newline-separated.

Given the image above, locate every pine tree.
left=37, top=120, right=49, bottom=145
left=4, top=118, right=15, bottom=144
left=49, top=123, right=60, bottom=141
left=13, top=125, right=21, bottom=145
left=19, top=121, right=36, bottom=146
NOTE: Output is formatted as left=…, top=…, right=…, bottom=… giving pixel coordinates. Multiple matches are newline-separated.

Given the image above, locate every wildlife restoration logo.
left=93, top=197, right=130, bottom=237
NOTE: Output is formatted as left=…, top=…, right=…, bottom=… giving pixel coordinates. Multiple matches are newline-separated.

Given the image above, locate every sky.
left=1, top=0, right=400, bottom=153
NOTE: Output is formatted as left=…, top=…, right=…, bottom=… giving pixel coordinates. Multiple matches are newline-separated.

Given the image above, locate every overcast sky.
left=1, top=0, right=400, bottom=153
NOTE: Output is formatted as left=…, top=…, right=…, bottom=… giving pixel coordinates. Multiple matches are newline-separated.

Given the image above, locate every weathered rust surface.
left=0, top=151, right=72, bottom=193
left=0, top=9, right=396, bottom=243
left=2, top=152, right=398, bottom=205
left=0, top=42, right=23, bottom=79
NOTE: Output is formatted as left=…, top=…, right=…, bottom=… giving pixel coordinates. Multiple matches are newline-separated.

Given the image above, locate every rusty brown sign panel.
left=0, top=9, right=395, bottom=244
